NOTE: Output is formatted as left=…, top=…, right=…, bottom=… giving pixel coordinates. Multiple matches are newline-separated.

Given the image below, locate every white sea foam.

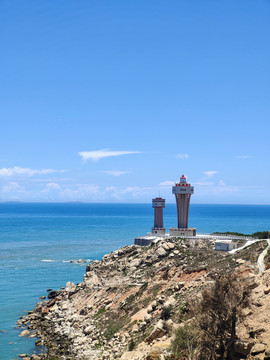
left=41, top=259, right=55, bottom=262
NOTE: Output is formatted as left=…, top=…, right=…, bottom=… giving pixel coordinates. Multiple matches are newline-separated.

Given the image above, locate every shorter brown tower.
left=152, top=197, right=165, bottom=235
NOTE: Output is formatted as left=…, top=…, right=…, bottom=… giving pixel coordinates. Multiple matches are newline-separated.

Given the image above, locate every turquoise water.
left=0, top=203, right=270, bottom=359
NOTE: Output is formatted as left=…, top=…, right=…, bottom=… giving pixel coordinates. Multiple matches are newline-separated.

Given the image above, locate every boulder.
left=162, top=243, right=170, bottom=251
left=66, top=281, right=75, bottom=291
left=156, top=247, right=167, bottom=258
left=157, top=296, right=165, bottom=304
left=146, top=349, right=162, bottom=360
left=151, top=300, right=157, bottom=310
left=129, top=259, right=141, bottom=268
left=144, top=314, right=152, bottom=323
left=251, top=343, right=266, bottom=355
left=35, top=339, right=43, bottom=346
left=30, top=355, right=41, bottom=360
left=234, top=339, right=255, bottom=356
left=61, top=303, right=69, bottom=311
left=19, top=330, right=30, bottom=337
left=165, top=319, right=174, bottom=330
left=167, top=242, right=175, bottom=250
left=48, top=290, right=60, bottom=299
left=84, top=326, right=93, bottom=335
left=145, top=321, right=166, bottom=344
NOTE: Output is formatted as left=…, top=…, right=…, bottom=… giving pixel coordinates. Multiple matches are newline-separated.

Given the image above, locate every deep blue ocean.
left=0, top=203, right=270, bottom=359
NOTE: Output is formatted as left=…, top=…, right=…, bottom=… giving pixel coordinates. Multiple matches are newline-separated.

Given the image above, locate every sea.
left=0, top=203, right=270, bottom=359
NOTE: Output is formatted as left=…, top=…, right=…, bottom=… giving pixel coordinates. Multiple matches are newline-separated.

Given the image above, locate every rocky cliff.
left=18, top=237, right=270, bottom=360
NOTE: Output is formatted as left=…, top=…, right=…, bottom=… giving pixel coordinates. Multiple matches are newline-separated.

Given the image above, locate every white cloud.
left=41, top=183, right=100, bottom=200
left=159, top=181, right=175, bottom=186
left=237, top=155, right=250, bottom=159
left=0, top=166, right=63, bottom=177
left=102, top=170, right=130, bottom=177
left=78, top=149, right=141, bottom=162
left=2, top=182, right=24, bottom=193
left=176, top=154, right=190, bottom=159
left=203, top=171, right=219, bottom=178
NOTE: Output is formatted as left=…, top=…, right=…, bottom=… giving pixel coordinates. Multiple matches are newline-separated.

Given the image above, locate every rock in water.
left=19, top=330, right=30, bottom=337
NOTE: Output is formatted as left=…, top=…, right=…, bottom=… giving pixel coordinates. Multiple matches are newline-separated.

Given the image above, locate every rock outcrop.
left=17, top=238, right=270, bottom=359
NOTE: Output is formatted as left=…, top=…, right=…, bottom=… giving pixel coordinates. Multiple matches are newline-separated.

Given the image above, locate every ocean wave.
left=41, top=259, right=91, bottom=264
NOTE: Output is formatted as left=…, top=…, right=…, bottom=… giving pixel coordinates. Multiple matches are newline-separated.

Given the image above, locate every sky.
left=0, top=0, right=270, bottom=204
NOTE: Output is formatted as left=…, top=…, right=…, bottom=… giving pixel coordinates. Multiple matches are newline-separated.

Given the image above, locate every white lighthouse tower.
left=169, top=175, right=196, bottom=237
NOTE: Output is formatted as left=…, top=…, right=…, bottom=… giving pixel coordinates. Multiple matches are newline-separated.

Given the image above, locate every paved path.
left=257, top=239, right=270, bottom=273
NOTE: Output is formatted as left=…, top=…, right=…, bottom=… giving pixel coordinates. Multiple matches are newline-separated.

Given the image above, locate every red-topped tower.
left=152, top=197, right=165, bottom=235
left=170, top=175, right=196, bottom=237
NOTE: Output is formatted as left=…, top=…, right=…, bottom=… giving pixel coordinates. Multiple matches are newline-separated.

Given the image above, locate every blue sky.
left=0, top=0, right=270, bottom=204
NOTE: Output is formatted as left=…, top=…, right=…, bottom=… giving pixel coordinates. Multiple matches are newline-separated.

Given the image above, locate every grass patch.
left=94, top=307, right=106, bottom=319
left=140, top=296, right=151, bottom=307
left=149, top=284, right=162, bottom=297
left=170, top=325, right=198, bottom=359
left=103, top=314, right=129, bottom=341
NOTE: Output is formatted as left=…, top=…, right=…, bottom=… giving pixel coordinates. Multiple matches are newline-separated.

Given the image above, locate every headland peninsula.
left=17, top=232, right=270, bottom=360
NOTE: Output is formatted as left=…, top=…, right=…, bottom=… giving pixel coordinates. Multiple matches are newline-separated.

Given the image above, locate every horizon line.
left=0, top=201, right=269, bottom=206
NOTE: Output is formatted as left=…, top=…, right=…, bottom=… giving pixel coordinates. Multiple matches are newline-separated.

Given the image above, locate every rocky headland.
left=18, top=237, right=270, bottom=360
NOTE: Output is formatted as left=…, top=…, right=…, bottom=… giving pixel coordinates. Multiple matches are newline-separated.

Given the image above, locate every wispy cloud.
left=0, top=166, right=64, bottom=177
left=41, top=182, right=100, bottom=200
left=102, top=170, right=130, bottom=177
left=194, top=182, right=214, bottom=186
left=78, top=149, right=141, bottom=162
left=176, top=154, right=190, bottom=159
left=105, top=185, right=152, bottom=199
left=43, top=182, right=61, bottom=191
left=159, top=181, right=175, bottom=186
left=236, top=155, right=250, bottom=159
left=203, top=171, right=219, bottom=178
left=218, top=180, right=226, bottom=186
left=2, top=181, right=24, bottom=193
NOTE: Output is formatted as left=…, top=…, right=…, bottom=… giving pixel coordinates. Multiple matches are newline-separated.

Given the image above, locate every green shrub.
left=171, top=325, right=198, bottom=359
left=161, top=304, right=173, bottom=320
left=94, top=307, right=106, bottom=319
left=128, top=338, right=136, bottom=351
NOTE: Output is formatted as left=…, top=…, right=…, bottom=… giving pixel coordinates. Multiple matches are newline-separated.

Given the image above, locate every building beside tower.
left=169, top=175, right=196, bottom=237
left=152, top=197, right=165, bottom=235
